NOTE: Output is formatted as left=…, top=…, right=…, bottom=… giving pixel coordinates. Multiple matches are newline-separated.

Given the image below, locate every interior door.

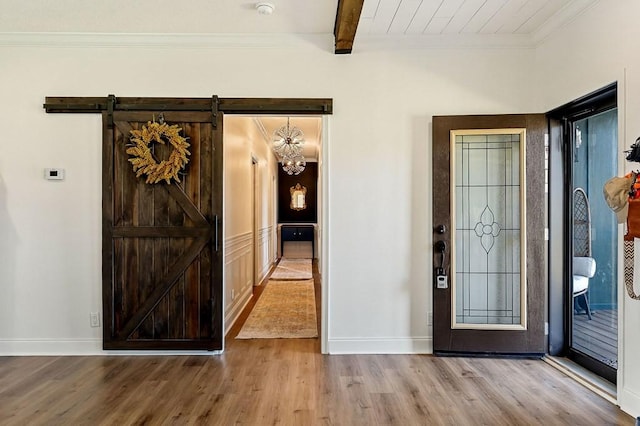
left=102, top=109, right=223, bottom=350
left=432, top=114, right=546, bottom=355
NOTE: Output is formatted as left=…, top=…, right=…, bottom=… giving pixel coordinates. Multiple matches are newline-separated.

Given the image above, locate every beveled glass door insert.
left=451, top=129, right=527, bottom=330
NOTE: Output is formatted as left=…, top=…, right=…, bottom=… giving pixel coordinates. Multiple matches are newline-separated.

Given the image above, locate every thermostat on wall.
left=45, top=168, right=65, bottom=181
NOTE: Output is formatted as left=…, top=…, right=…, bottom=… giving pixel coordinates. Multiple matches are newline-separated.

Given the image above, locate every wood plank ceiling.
left=357, top=0, right=587, bottom=36
left=1, top=0, right=597, bottom=54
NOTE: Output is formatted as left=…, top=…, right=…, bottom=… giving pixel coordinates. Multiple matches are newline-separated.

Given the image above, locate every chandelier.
left=273, top=117, right=305, bottom=158
left=272, top=117, right=306, bottom=175
left=282, top=154, right=306, bottom=175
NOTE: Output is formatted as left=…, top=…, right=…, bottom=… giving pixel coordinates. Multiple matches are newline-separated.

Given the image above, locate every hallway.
left=228, top=258, right=322, bottom=341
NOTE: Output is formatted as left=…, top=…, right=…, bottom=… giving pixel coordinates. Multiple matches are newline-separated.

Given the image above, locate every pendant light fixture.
left=272, top=117, right=305, bottom=159
left=272, top=117, right=306, bottom=175
left=281, top=154, right=306, bottom=175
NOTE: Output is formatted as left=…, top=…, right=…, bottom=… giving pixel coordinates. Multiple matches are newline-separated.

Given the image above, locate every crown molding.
left=0, top=32, right=334, bottom=50
left=253, top=117, right=282, bottom=163
left=353, top=33, right=535, bottom=51
left=253, top=117, right=270, bottom=143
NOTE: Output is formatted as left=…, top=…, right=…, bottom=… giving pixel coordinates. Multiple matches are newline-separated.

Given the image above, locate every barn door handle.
left=214, top=215, right=219, bottom=252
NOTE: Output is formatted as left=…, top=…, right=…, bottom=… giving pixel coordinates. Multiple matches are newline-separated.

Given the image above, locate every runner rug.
left=236, top=279, right=318, bottom=339
left=269, top=258, right=313, bottom=280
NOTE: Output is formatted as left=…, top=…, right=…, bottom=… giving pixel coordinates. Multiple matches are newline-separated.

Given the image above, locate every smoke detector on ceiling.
left=256, top=2, right=275, bottom=15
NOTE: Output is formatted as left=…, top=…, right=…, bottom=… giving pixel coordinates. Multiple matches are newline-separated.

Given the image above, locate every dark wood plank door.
left=432, top=114, right=546, bottom=355
left=102, top=110, right=222, bottom=350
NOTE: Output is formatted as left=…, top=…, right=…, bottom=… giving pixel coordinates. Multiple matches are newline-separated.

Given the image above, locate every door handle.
left=434, top=240, right=447, bottom=271
left=434, top=240, right=448, bottom=289
left=435, top=224, right=446, bottom=234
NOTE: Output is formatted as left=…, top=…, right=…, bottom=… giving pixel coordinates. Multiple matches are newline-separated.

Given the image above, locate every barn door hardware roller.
left=107, top=94, right=116, bottom=129
left=211, top=95, right=219, bottom=129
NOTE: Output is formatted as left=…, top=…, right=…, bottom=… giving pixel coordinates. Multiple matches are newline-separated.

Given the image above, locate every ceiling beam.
left=334, top=0, right=365, bottom=54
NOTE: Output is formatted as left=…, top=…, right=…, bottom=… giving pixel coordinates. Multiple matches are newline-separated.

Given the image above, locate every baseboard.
left=224, top=285, right=253, bottom=334
left=327, top=337, right=432, bottom=354
left=0, top=338, right=103, bottom=355
left=619, top=388, right=640, bottom=419
left=257, top=258, right=278, bottom=286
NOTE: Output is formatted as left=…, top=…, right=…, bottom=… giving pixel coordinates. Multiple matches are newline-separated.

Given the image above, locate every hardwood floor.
left=0, top=346, right=633, bottom=425
left=0, top=266, right=633, bottom=425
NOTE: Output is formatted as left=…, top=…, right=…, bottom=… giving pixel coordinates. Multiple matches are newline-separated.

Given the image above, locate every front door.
left=102, top=109, right=223, bottom=350
left=432, top=114, right=546, bottom=354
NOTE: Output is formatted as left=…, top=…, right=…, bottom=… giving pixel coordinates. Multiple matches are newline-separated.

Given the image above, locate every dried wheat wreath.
left=127, top=121, right=190, bottom=184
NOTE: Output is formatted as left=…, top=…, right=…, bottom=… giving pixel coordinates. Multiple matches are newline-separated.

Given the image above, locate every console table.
left=280, top=224, right=315, bottom=258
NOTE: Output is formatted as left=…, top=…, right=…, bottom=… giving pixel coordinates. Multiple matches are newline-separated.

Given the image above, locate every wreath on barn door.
left=126, top=120, right=190, bottom=184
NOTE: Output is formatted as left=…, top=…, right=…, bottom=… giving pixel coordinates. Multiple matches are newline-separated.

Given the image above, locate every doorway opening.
left=548, top=83, right=618, bottom=384
left=222, top=115, right=324, bottom=351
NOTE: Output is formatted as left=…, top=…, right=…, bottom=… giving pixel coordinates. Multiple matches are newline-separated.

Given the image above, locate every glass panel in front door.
left=452, top=129, right=526, bottom=330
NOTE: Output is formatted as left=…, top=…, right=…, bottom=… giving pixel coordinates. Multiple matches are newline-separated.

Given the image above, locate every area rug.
left=236, top=279, right=318, bottom=339
left=269, top=258, right=313, bottom=280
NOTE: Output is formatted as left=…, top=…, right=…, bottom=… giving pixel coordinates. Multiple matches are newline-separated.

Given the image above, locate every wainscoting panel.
left=258, top=226, right=275, bottom=283
left=224, top=232, right=253, bottom=333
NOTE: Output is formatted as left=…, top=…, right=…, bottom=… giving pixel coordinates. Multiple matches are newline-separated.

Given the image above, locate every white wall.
left=223, top=116, right=278, bottom=333
left=325, top=48, right=534, bottom=353
left=0, top=38, right=534, bottom=356
left=534, top=0, right=640, bottom=417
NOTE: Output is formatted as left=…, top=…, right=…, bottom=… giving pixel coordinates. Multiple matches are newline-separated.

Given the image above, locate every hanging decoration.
left=626, top=136, right=640, bottom=162
left=282, top=154, right=306, bottom=175
left=272, top=117, right=306, bottom=175
left=127, top=120, right=190, bottom=184
left=620, top=135, right=640, bottom=300
left=273, top=118, right=304, bottom=156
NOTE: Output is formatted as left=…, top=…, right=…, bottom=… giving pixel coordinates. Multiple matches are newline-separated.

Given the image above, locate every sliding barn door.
left=102, top=110, right=222, bottom=350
